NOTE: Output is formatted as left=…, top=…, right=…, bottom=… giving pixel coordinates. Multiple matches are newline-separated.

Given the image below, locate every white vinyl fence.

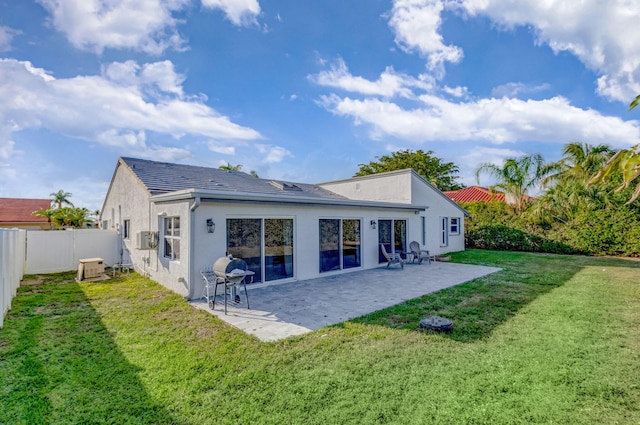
left=25, top=229, right=119, bottom=274
left=1, top=229, right=26, bottom=328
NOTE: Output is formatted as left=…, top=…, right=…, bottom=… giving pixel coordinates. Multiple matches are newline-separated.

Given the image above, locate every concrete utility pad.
left=190, top=261, right=501, bottom=341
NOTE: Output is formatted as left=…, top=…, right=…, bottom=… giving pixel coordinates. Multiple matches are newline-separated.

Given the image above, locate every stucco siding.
left=410, top=174, right=465, bottom=255
left=319, top=173, right=413, bottom=204
left=188, top=201, right=421, bottom=299
left=102, top=164, right=191, bottom=296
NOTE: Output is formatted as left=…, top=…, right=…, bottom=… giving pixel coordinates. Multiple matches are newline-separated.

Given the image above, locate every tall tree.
left=50, top=189, right=73, bottom=209
left=475, top=153, right=552, bottom=214
left=355, top=149, right=463, bottom=191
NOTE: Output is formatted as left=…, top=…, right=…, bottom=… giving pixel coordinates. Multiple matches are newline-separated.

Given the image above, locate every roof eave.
left=150, top=188, right=427, bottom=212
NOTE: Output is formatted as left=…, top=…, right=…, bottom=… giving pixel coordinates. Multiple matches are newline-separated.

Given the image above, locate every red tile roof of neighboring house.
left=444, top=186, right=506, bottom=203
left=0, top=198, right=51, bottom=223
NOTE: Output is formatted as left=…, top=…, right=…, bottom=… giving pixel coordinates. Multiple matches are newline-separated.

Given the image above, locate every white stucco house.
left=101, top=157, right=468, bottom=299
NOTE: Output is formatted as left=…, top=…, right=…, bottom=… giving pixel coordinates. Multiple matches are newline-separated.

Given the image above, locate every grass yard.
left=1, top=250, right=639, bottom=424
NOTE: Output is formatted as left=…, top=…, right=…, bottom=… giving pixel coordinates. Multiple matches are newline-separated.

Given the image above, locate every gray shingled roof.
left=121, top=157, right=348, bottom=200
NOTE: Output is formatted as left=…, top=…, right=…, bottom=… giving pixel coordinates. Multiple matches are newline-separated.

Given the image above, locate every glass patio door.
left=319, top=218, right=362, bottom=273
left=378, top=219, right=406, bottom=263
left=227, top=218, right=294, bottom=283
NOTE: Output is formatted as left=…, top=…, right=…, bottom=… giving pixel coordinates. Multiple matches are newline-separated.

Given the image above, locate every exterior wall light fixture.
left=206, top=218, right=215, bottom=233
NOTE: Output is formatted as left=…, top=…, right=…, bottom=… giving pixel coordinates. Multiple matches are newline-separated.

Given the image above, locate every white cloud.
left=103, top=60, right=186, bottom=97
left=491, top=82, right=551, bottom=98
left=207, top=141, right=237, bottom=155
left=458, top=0, right=640, bottom=102
left=319, top=93, right=640, bottom=148
left=255, top=144, right=292, bottom=163
left=387, top=0, right=463, bottom=76
left=201, top=0, right=261, bottom=26
left=0, top=26, right=20, bottom=52
left=36, top=0, right=190, bottom=54
left=0, top=58, right=262, bottom=163
left=309, top=58, right=435, bottom=98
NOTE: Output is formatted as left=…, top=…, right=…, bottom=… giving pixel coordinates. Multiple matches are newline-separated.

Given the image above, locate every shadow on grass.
left=349, top=250, right=640, bottom=342
left=0, top=273, right=177, bottom=424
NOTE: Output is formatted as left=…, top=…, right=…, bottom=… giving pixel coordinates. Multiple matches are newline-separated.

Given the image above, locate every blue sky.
left=2, top=0, right=640, bottom=211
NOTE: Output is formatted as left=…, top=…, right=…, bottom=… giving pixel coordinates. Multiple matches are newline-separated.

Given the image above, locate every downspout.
left=186, top=197, right=201, bottom=299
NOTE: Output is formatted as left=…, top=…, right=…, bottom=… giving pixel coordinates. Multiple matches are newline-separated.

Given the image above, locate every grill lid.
left=213, top=255, right=248, bottom=277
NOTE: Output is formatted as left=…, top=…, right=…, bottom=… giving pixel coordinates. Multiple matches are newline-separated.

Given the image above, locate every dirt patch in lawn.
left=21, top=276, right=45, bottom=286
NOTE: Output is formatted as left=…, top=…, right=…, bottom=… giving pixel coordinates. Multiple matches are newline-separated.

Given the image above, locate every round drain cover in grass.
left=420, top=316, right=453, bottom=333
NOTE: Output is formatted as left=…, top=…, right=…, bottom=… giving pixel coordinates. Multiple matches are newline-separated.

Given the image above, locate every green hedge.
left=462, top=201, right=640, bottom=257
left=465, top=224, right=584, bottom=254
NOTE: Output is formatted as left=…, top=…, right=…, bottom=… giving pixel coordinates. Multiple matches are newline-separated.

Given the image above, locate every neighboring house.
left=444, top=186, right=506, bottom=203
left=101, top=158, right=468, bottom=299
left=0, top=198, right=51, bottom=230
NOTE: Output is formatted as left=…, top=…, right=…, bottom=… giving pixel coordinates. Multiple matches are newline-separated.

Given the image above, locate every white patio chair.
left=409, top=241, right=431, bottom=264
left=379, top=243, right=404, bottom=269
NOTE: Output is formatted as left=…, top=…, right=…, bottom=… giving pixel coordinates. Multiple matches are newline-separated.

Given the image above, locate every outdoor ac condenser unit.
left=136, top=231, right=158, bottom=250
left=77, top=258, right=105, bottom=281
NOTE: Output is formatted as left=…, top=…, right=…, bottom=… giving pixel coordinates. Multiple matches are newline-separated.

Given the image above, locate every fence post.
left=0, top=229, right=24, bottom=329
left=0, top=230, right=5, bottom=328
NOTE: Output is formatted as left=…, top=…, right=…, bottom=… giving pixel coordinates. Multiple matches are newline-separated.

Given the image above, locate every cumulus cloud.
left=207, top=141, right=237, bottom=155
left=318, top=93, right=640, bottom=148
left=458, top=0, right=640, bottom=102
left=0, top=58, right=262, bottom=162
left=309, top=58, right=435, bottom=98
left=387, top=0, right=463, bottom=76
left=201, top=0, right=261, bottom=26
left=36, top=0, right=190, bottom=54
left=255, top=144, right=292, bottom=163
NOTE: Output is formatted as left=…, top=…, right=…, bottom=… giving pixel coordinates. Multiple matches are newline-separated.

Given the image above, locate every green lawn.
left=1, top=250, right=639, bottom=424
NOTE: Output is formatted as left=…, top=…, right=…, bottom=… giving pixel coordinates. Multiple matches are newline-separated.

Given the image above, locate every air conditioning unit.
left=136, top=231, right=158, bottom=250
left=77, top=258, right=105, bottom=281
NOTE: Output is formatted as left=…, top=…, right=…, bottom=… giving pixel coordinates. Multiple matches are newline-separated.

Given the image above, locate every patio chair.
left=409, top=241, right=431, bottom=264
left=379, top=243, right=404, bottom=269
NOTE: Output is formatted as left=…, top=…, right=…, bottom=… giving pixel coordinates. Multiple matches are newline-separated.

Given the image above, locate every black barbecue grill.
left=201, top=255, right=254, bottom=314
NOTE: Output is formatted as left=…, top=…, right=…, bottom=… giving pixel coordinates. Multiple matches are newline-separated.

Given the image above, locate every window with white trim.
left=440, top=217, right=449, bottom=247
left=163, top=216, right=180, bottom=260
left=450, top=217, right=460, bottom=235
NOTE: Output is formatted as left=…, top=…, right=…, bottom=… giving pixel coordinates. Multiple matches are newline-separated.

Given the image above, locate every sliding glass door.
left=378, top=219, right=406, bottom=263
left=264, top=219, right=294, bottom=281
left=319, top=218, right=361, bottom=273
left=227, top=218, right=262, bottom=282
left=227, top=218, right=294, bottom=283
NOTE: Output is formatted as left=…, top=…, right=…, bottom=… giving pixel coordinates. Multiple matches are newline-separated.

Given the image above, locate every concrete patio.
left=190, top=261, right=501, bottom=341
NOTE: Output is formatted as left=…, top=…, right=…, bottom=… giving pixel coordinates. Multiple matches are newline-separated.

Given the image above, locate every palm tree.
left=590, top=144, right=640, bottom=204
left=475, top=153, right=553, bottom=213
left=32, top=207, right=56, bottom=229
left=543, top=142, right=614, bottom=186
left=50, top=189, right=74, bottom=209
left=527, top=180, right=612, bottom=224
left=219, top=163, right=243, bottom=171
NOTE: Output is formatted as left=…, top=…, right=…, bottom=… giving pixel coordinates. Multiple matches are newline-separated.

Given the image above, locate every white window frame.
left=163, top=216, right=180, bottom=261
left=450, top=217, right=460, bottom=235
left=440, top=217, right=449, bottom=247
